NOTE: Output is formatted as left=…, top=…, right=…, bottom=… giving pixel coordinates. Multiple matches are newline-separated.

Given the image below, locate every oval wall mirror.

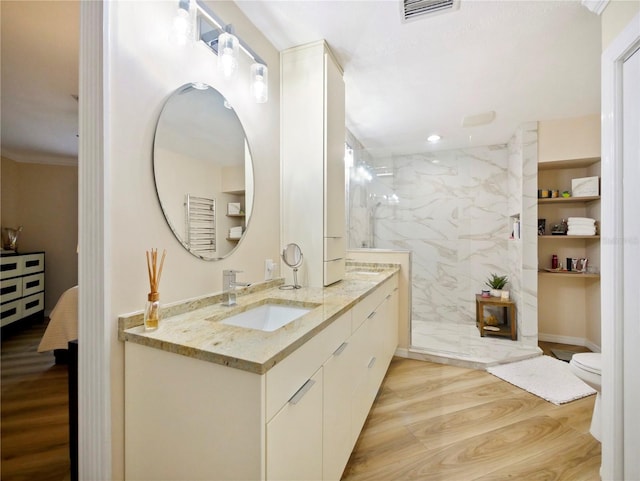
left=153, top=83, right=254, bottom=260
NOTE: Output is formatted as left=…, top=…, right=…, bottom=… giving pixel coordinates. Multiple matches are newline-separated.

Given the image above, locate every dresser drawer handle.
left=367, top=311, right=376, bottom=319
left=1, top=285, right=17, bottom=295
left=25, top=299, right=40, bottom=310
left=368, top=357, right=377, bottom=369
left=26, top=280, right=40, bottom=289
left=1, top=307, right=17, bottom=319
left=288, top=379, right=316, bottom=405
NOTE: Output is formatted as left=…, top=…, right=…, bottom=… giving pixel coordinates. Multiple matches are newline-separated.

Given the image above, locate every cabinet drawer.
left=324, top=237, right=345, bottom=261
left=0, top=257, right=23, bottom=279
left=1, top=299, right=22, bottom=327
left=352, top=286, right=385, bottom=332
left=351, top=275, right=398, bottom=332
left=1, top=277, right=23, bottom=303
left=21, top=253, right=44, bottom=275
left=324, top=258, right=345, bottom=286
left=22, top=292, right=44, bottom=317
left=22, top=273, right=44, bottom=297
left=267, top=368, right=323, bottom=481
left=266, top=310, right=351, bottom=422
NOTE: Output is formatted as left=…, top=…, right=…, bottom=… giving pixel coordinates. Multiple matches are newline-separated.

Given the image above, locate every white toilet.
left=569, top=352, right=602, bottom=441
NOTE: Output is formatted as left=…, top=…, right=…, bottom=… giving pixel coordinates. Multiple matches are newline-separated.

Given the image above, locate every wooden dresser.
left=0, top=252, right=45, bottom=327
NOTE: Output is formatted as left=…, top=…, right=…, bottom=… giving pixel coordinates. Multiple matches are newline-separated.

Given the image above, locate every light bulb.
left=217, top=31, right=239, bottom=78
left=170, top=2, right=192, bottom=46
left=251, top=63, right=268, bottom=103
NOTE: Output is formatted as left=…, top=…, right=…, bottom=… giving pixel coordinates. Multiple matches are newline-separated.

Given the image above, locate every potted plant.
left=485, top=273, right=508, bottom=297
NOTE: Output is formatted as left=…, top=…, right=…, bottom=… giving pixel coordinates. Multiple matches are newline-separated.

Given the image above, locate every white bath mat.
left=487, top=355, right=596, bottom=405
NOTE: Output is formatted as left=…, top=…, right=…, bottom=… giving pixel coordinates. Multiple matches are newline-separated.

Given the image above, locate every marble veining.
left=347, top=128, right=539, bottom=365
left=119, top=264, right=399, bottom=374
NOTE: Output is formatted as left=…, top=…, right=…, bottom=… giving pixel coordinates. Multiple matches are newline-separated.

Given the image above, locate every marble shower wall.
left=366, top=145, right=512, bottom=328
left=507, top=122, right=539, bottom=347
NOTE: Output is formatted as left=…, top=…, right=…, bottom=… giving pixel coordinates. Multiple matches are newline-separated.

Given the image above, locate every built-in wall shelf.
left=539, top=235, right=600, bottom=239
left=226, top=213, right=245, bottom=218
left=538, top=157, right=600, bottom=170
left=538, top=196, right=600, bottom=204
left=538, top=270, right=600, bottom=279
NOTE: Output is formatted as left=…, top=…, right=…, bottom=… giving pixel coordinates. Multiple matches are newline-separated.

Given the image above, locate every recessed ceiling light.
left=427, top=134, right=441, bottom=143
left=431, top=159, right=440, bottom=164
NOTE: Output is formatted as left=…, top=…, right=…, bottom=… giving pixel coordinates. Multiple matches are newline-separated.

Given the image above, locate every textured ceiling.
left=0, top=1, right=601, bottom=164
left=1, top=1, right=79, bottom=165
left=236, top=0, right=601, bottom=155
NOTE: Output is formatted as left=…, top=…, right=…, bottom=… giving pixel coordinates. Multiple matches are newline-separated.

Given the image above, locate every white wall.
left=602, top=0, right=640, bottom=49
left=1, top=157, right=78, bottom=311
left=105, top=1, right=280, bottom=477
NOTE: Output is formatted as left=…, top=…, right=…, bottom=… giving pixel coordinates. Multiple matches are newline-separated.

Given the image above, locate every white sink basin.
left=220, top=303, right=314, bottom=332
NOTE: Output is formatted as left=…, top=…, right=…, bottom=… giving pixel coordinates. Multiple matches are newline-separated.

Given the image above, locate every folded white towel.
left=568, top=217, right=596, bottom=224
left=568, top=223, right=596, bottom=229
left=568, top=223, right=596, bottom=228
left=568, top=228, right=597, bottom=236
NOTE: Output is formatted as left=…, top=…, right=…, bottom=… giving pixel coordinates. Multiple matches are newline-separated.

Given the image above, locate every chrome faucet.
left=222, top=270, right=250, bottom=306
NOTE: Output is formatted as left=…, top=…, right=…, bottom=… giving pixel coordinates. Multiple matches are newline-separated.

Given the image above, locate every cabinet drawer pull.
left=1, top=307, right=18, bottom=319
left=367, top=311, right=377, bottom=319
left=385, top=294, right=392, bottom=300
left=368, top=357, right=377, bottom=369
left=288, top=379, right=316, bottom=405
left=1, top=285, right=17, bottom=296
left=333, top=342, right=348, bottom=356
left=1, top=262, right=18, bottom=272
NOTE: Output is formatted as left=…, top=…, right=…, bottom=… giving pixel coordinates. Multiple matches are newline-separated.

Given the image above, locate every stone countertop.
left=119, top=263, right=399, bottom=375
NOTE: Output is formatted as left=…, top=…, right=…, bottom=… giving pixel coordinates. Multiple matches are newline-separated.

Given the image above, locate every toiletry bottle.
left=552, top=255, right=558, bottom=269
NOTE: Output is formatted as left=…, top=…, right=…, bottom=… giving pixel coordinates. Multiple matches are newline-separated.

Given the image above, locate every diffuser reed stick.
left=144, top=248, right=166, bottom=331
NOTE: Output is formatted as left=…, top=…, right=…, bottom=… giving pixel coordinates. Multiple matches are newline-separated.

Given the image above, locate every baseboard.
left=538, top=333, right=601, bottom=352
left=584, top=339, right=601, bottom=353
left=395, top=347, right=410, bottom=358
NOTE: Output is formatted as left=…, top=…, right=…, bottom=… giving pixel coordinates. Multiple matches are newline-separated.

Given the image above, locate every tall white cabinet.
left=281, top=40, right=346, bottom=287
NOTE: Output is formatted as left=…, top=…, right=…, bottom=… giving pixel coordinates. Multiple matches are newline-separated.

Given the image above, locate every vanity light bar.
left=194, top=0, right=267, bottom=67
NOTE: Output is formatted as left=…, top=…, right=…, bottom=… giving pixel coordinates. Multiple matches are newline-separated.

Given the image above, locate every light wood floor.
left=1, top=319, right=70, bottom=481
left=342, top=356, right=600, bottom=481
left=1, top=321, right=598, bottom=481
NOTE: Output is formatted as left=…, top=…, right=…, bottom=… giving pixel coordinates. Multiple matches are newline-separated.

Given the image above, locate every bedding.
left=38, top=285, right=78, bottom=352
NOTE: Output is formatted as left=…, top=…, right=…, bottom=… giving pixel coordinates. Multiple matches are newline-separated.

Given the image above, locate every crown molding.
left=581, top=0, right=609, bottom=15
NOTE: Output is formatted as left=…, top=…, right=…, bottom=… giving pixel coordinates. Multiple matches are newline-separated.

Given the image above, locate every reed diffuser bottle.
left=144, top=248, right=166, bottom=331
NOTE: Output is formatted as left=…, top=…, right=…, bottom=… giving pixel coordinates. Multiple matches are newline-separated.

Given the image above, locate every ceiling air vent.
left=401, top=0, right=460, bottom=22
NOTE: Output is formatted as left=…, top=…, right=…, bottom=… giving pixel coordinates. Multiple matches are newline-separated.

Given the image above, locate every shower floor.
left=410, top=319, right=541, bottom=369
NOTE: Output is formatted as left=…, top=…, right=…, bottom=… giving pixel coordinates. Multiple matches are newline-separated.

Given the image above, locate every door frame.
left=600, top=10, right=640, bottom=480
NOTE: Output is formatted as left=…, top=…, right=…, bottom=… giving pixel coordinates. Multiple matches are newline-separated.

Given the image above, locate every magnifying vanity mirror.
left=153, top=83, right=254, bottom=260
left=280, top=243, right=303, bottom=289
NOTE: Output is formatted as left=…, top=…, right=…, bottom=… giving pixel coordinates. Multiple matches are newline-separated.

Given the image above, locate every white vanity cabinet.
left=124, top=274, right=398, bottom=481
left=322, top=336, right=359, bottom=480
left=281, top=40, right=346, bottom=287
left=350, top=280, right=399, bottom=443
